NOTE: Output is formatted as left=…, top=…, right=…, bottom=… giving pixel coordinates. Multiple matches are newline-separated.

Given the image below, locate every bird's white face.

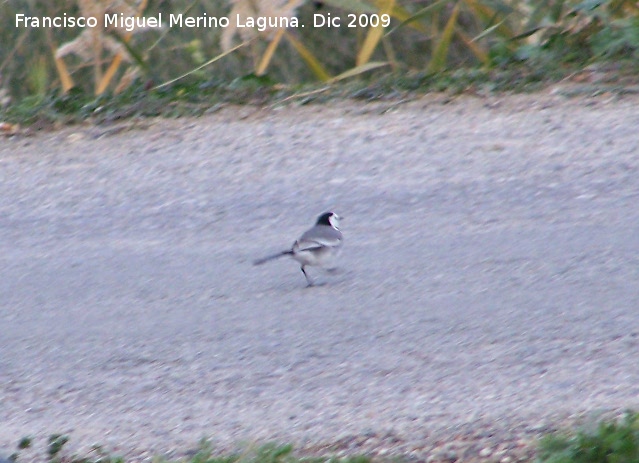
left=328, top=213, right=341, bottom=229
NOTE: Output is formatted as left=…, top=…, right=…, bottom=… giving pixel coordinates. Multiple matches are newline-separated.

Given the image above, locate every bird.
left=254, top=212, right=343, bottom=286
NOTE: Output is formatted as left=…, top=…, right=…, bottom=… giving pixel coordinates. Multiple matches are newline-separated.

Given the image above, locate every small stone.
left=479, top=447, right=492, bottom=457
left=428, top=444, right=458, bottom=463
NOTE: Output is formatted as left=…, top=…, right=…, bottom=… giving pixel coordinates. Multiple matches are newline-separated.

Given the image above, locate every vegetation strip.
left=7, top=411, right=639, bottom=463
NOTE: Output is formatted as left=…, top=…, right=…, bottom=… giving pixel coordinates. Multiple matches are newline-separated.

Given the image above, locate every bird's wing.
left=295, top=226, right=343, bottom=251
left=294, top=239, right=330, bottom=253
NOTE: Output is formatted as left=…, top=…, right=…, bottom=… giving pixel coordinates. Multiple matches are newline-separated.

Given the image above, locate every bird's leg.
left=301, top=266, right=314, bottom=287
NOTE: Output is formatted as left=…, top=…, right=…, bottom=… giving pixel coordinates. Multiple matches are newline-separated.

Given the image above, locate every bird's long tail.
left=253, top=250, right=294, bottom=265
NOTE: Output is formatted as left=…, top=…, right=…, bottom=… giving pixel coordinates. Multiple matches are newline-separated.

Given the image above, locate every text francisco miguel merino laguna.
left=15, top=12, right=304, bottom=31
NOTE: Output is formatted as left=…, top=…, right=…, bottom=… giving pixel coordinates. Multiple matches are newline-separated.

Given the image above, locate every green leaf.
left=385, top=0, right=448, bottom=36
left=357, top=0, right=395, bottom=65
left=330, top=61, right=389, bottom=82
left=427, top=2, right=461, bottom=73
left=153, top=40, right=251, bottom=90
left=471, top=17, right=510, bottom=42
left=285, top=32, right=332, bottom=81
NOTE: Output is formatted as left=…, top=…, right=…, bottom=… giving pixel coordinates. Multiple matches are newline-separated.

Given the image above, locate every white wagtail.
left=254, top=212, right=343, bottom=286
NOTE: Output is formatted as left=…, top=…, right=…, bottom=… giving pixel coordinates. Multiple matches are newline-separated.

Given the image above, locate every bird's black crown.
left=316, top=212, right=335, bottom=226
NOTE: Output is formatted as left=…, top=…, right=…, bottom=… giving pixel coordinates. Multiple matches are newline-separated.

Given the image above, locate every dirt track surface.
left=2, top=93, right=639, bottom=462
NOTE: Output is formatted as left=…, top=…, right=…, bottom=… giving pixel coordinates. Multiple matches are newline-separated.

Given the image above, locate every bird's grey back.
left=299, top=225, right=343, bottom=247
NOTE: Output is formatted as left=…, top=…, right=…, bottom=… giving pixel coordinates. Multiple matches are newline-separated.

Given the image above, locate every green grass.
left=10, top=438, right=373, bottom=463
left=183, top=442, right=372, bottom=463
left=4, top=0, right=639, bottom=114
left=11, top=413, right=639, bottom=463
left=4, top=57, right=639, bottom=128
left=4, top=0, right=639, bottom=126
left=537, top=411, right=639, bottom=463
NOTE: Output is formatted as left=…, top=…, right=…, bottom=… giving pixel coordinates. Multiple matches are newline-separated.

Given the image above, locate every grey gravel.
left=1, top=93, right=639, bottom=462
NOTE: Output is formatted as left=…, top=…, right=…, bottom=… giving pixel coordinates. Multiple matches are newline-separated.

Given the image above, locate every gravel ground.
left=1, top=93, right=639, bottom=462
